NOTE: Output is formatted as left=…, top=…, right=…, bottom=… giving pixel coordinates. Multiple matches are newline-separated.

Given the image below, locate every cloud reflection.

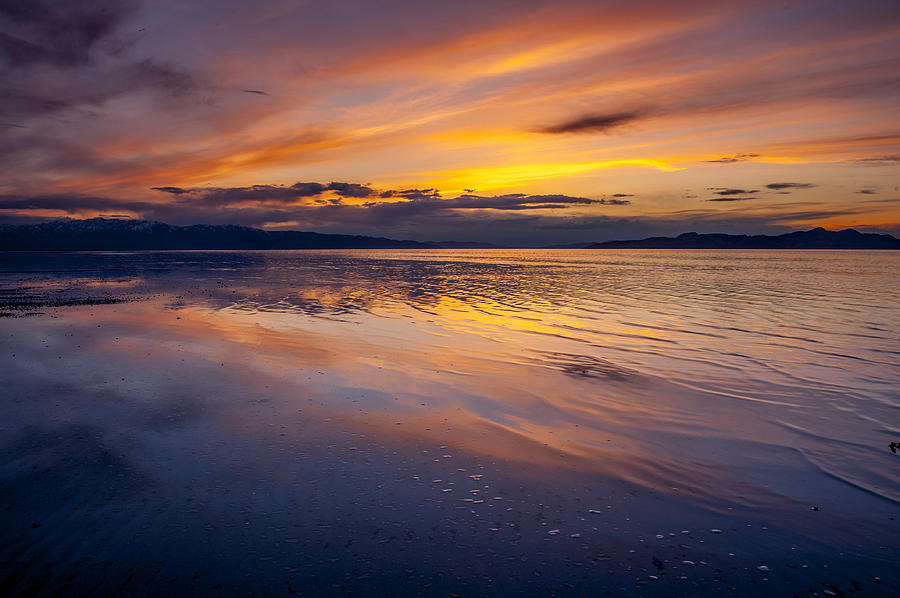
left=5, top=249, right=897, bottom=510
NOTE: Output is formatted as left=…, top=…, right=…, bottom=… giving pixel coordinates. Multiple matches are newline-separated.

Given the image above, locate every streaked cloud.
left=765, top=183, right=816, bottom=190
left=710, top=188, right=759, bottom=196
left=706, top=154, right=760, bottom=164
left=0, top=0, right=897, bottom=243
left=539, top=111, right=644, bottom=134
left=852, top=155, right=900, bottom=165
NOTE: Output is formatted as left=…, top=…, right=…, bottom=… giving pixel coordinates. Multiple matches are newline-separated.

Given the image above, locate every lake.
left=1, top=249, right=898, bottom=596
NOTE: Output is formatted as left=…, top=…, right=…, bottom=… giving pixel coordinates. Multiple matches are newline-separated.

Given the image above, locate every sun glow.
left=429, top=159, right=680, bottom=193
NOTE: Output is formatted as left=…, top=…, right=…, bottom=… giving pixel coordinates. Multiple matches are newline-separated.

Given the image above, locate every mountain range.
left=0, top=218, right=437, bottom=250
left=0, top=219, right=898, bottom=250
left=586, top=227, right=900, bottom=249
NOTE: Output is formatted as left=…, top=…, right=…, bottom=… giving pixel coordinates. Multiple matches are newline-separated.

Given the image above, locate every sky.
left=1, top=0, right=899, bottom=245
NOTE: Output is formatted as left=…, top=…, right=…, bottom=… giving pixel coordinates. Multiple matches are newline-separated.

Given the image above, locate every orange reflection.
left=45, top=289, right=735, bottom=506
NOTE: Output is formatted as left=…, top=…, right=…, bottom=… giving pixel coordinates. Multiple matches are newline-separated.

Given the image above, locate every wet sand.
left=2, top=302, right=897, bottom=597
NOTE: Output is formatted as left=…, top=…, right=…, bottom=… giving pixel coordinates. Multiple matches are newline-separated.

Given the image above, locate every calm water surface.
left=1, top=249, right=898, bottom=596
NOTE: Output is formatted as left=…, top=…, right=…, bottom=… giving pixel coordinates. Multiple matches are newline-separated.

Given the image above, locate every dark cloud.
left=290, top=182, right=329, bottom=197
left=0, top=193, right=155, bottom=212
left=242, top=89, right=268, bottom=95
left=3, top=187, right=612, bottom=232
left=150, top=186, right=189, bottom=195
left=150, top=181, right=378, bottom=205
left=0, top=4, right=210, bottom=130
left=195, top=185, right=305, bottom=204
left=203, top=184, right=318, bottom=204
left=598, top=198, right=630, bottom=205
left=856, top=189, right=876, bottom=194
left=765, top=182, right=816, bottom=190
left=539, top=111, right=643, bottom=134
left=0, top=29, right=45, bottom=67
left=2, top=189, right=891, bottom=246
left=441, top=193, right=600, bottom=210
left=0, top=0, right=226, bottom=169
left=853, top=156, right=900, bottom=165
left=856, top=198, right=899, bottom=204
left=709, top=188, right=759, bottom=196
left=0, top=0, right=136, bottom=68
left=324, top=182, right=375, bottom=198
left=0, top=87, right=73, bottom=119
left=706, top=153, right=759, bottom=164
left=360, top=192, right=602, bottom=214
left=379, top=188, right=442, bottom=201
left=611, top=193, right=633, bottom=197
left=131, top=59, right=203, bottom=97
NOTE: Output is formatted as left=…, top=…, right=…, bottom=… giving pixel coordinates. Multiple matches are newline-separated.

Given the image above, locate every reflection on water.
left=1, top=249, right=899, bottom=594
left=2, top=249, right=898, bottom=503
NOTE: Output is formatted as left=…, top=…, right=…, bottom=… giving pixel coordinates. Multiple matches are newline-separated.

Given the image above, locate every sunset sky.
left=1, top=0, right=898, bottom=244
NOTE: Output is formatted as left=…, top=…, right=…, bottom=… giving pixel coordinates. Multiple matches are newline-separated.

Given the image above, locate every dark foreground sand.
left=2, top=300, right=898, bottom=597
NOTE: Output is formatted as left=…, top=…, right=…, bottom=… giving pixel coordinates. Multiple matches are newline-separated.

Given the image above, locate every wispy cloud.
left=765, top=182, right=816, bottom=190
left=706, top=153, right=759, bottom=164
left=539, top=111, right=644, bottom=134
left=852, top=155, right=900, bottom=165
left=709, top=188, right=759, bottom=196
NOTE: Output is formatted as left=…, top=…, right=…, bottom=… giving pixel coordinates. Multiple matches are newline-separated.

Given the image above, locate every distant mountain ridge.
left=2, top=220, right=898, bottom=251
left=0, top=218, right=437, bottom=251
left=587, top=228, right=900, bottom=249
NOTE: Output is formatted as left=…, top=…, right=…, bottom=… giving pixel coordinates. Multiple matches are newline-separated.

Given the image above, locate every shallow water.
left=1, top=249, right=898, bottom=596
